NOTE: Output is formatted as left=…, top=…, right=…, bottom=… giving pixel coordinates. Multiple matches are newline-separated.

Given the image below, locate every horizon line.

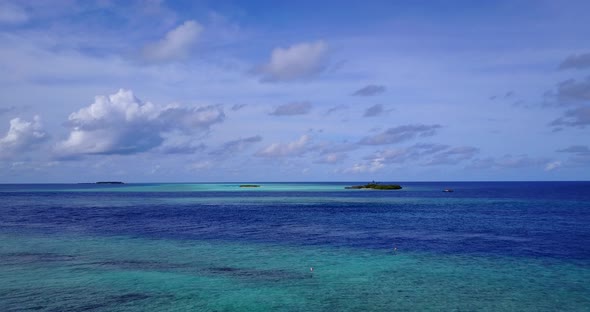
left=1, top=180, right=589, bottom=184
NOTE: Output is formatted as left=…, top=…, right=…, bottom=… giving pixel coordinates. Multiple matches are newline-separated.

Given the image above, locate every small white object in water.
left=310, top=267, right=314, bottom=272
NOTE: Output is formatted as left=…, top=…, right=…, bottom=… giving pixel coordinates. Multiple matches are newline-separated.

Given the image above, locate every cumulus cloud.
left=270, top=102, right=312, bottom=116
left=0, top=116, right=48, bottom=159
left=143, top=20, right=203, bottom=62
left=0, top=2, right=29, bottom=24
left=359, top=124, right=442, bottom=145
left=56, top=89, right=224, bottom=157
left=352, top=85, right=386, bottom=96
left=257, top=41, right=328, bottom=82
left=550, top=106, right=590, bottom=128
left=559, top=52, right=590, bottom=70
left=209, top=135, right=262, bottom=157
left=255, top=134, right=311, bottom=158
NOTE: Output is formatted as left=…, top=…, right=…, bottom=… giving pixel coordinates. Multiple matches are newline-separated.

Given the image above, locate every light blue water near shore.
left=1, top=182, right=589, bottom=311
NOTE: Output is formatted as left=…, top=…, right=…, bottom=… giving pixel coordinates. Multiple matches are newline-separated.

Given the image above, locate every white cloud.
left=67, top=89, right=159, bottom=127
left=0, top=116, right=48, bottom=159
left=255, top=134, right=311, bottom=158
left=0, top=3, right=29, bottom=24
left=544, top=161, right=562, bottom=171
left=143, top=20, right=203, bottom=62
left=56, top=89, right=224, bottom=157
left=257, top=41, right=328, bottom=82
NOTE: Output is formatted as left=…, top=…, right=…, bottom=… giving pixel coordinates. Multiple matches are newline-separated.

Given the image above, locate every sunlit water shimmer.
left=1, top=182, right=589, bottom=311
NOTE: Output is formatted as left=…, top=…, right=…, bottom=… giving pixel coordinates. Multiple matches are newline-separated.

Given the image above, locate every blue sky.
left=0, top=0, right=589, bottom=182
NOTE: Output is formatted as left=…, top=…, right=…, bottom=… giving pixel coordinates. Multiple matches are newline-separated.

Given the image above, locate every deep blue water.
left=1, top=181, right=589, bottom=311
left=2, top=182, right=589, bottom=260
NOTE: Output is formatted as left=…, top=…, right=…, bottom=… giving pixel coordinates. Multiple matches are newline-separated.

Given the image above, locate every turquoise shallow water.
left=1, top=182, right=589, bottom=311
left=2, top=233, right=588, bottom=311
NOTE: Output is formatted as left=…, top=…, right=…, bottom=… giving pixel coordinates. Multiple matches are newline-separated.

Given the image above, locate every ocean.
left=0, top=182, right=589, bottom=311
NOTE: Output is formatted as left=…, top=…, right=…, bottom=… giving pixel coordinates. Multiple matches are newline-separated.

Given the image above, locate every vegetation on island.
left=345, top=182, right=402, bottom=190
left=96, top=181, right=124, bottom=184
left=239, top=184, right=261, bottom=188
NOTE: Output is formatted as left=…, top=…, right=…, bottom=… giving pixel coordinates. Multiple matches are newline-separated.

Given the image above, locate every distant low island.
left=345, top=182, right=402, bottom=190
left=96, top=181, right=125, bottom=184
left=239, top=184, right=260, bottom=188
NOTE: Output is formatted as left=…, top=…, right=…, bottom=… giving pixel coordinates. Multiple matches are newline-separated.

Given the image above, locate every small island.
left=239, top=184, right=261, bottom=188
left=345, top=182, right=402, bottom=190
left=96, top=181, right=125, bottom=184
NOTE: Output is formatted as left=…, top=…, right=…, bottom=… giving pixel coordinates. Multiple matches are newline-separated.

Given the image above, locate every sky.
left=0, top=0, right=589, bottom=182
